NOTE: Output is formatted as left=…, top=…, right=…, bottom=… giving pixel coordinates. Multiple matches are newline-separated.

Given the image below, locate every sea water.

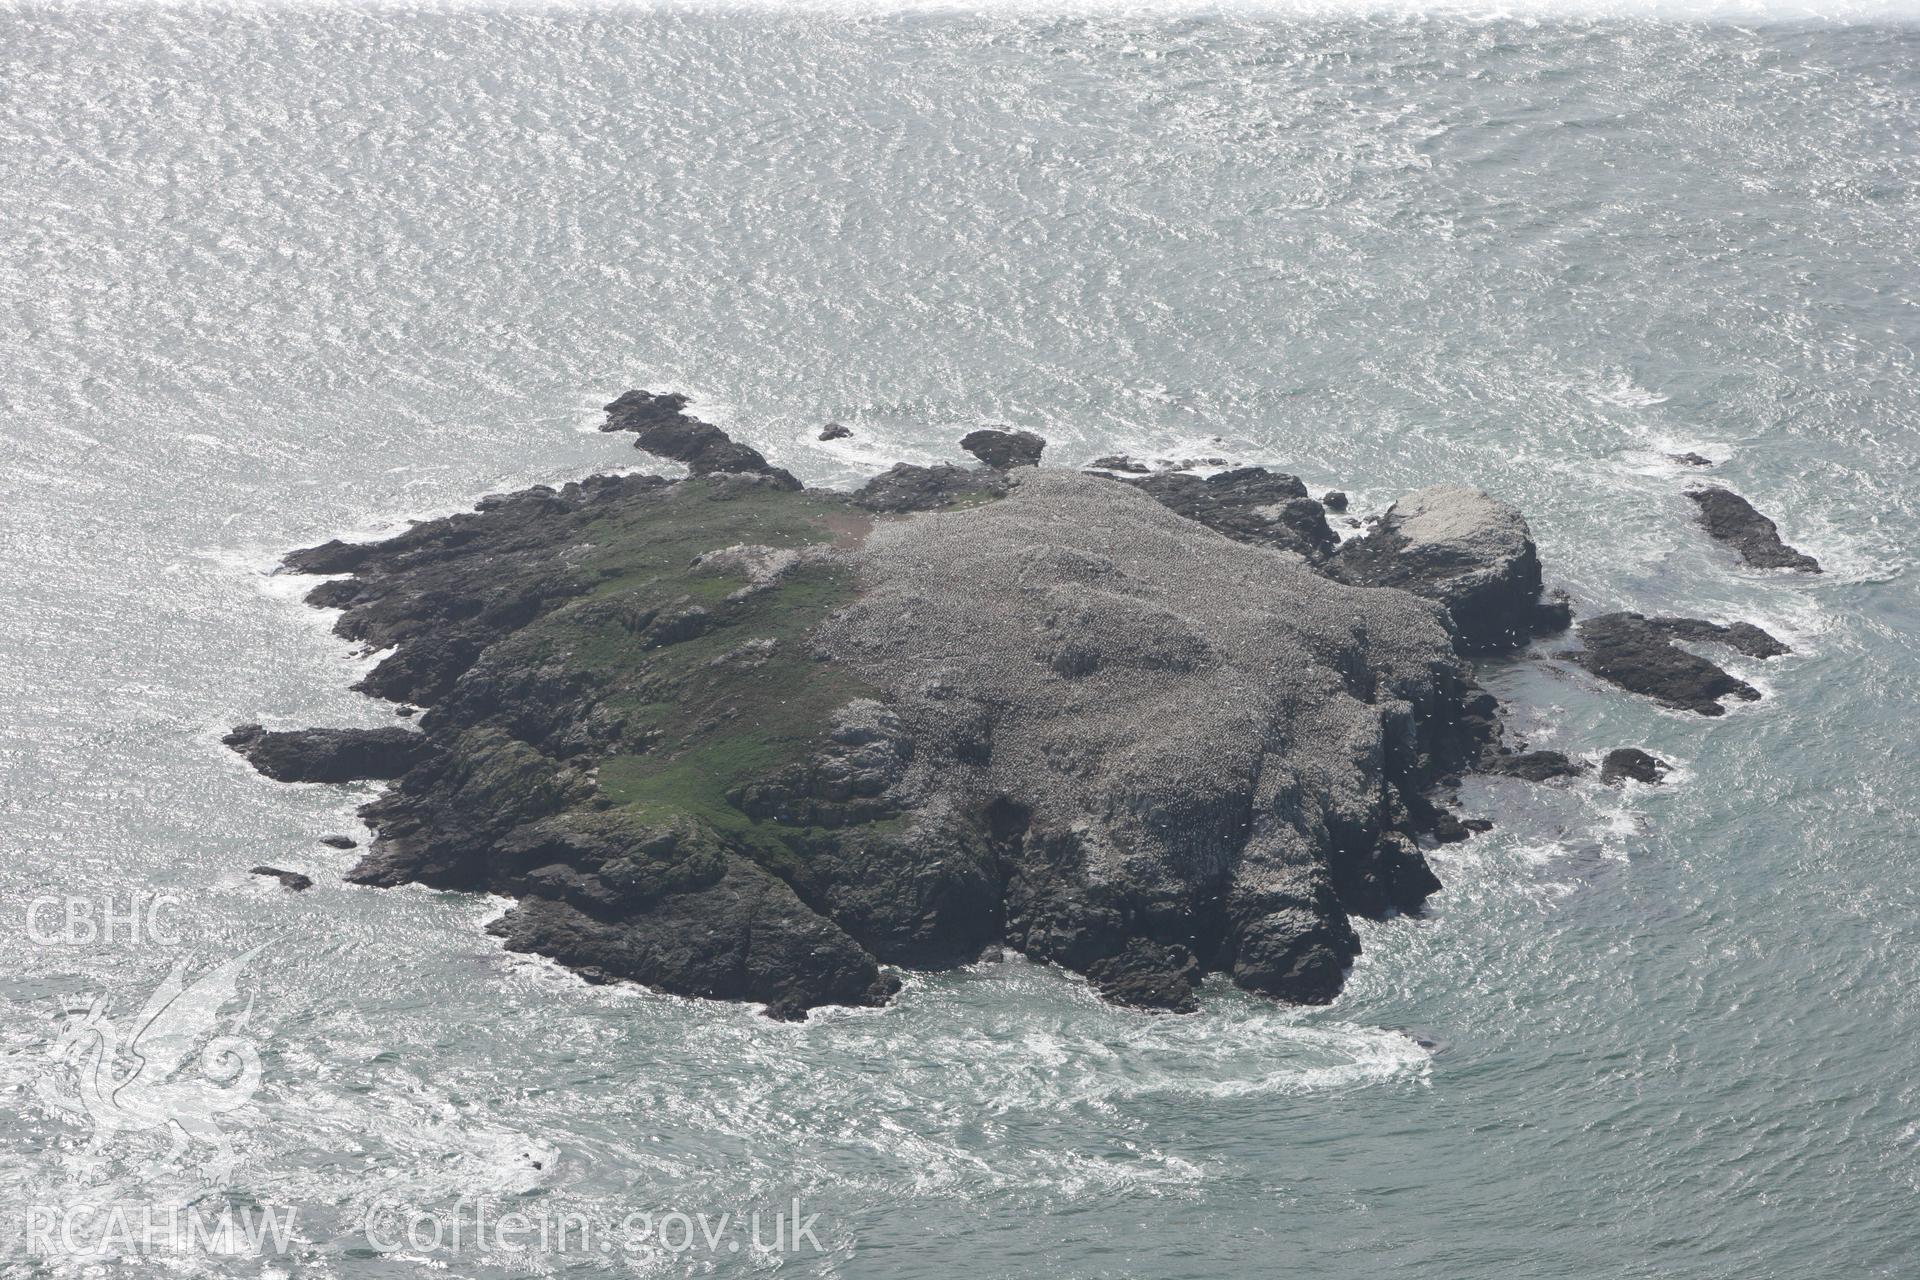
left=1, top=4, right=1916, bottom=1276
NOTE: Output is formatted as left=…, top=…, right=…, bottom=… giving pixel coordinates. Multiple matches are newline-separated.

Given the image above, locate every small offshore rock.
left=252, top=866, right=313, bottom=892
left=1487, top=750, right=1587, bottom=782
left=960, top=428, right=1046, bottom=469
left=1565, top=611, right=1784, bottom=716
left=224, top=724, right=433, bottom=783
left=1601, top=748, right=1670, bottom=786
left=1321, top=490, right=1349, bottom=513
left=319, top=834, right=359, bottom=849
left=1685, top=486, right=1820, bottom=572
left=1670, top=452, right=1715, bottom=468
left=819, top=423, right=852, bottom=441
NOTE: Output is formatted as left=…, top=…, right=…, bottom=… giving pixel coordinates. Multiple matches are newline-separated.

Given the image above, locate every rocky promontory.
left=230, top=391, right=1795, bottom=1019
left=1328, top=485, right=1572, bottom=653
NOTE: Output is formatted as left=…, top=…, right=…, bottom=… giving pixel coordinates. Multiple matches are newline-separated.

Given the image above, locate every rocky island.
left=229, top=391, right=1795, bottom=1018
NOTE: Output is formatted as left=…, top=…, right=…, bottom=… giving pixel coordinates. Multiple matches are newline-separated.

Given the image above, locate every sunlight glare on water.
left=1, top=5, right=1916, bottom=1276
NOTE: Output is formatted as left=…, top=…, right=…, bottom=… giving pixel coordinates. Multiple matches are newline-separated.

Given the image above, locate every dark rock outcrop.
left=1601, top=748, right=1669, bottom=786
left=1685, top=486, right=1820, bottom=572
left=251, top=866, right=313, bottom=891
left=1088, top=455, right=1150, bottom=474
left=818, top=423, right=852, bottom=441
left=960, top=428, right=1046, bottom=470
left=602, top=390, right=801, bottom=490
left=1321, top=490, right=1349, bottom=513
left=1486, top=750, right=1587, bottom=782
left=1642, top=615, right=1790, bottom=659
left=486, top=860, right=899, bottom=1021
left=288, top=472, right=672, bottom=706
left=1564, top=612, right=1787, bottom=716
left=1123, top=467, right=1337, bottom=562
left=853, top=463, right=1009, bottom=514
left=1670, top=452, right=1715, bottom=468
left=224, top=725, right=432, bottom=783
left=1086, top=940, right=1202, bottom=1013
left=319, top=834, right=359, bottom=849
left=1424, top=807, right=1494, bottom=843
left=1328, top=486, right=1570, bottom=653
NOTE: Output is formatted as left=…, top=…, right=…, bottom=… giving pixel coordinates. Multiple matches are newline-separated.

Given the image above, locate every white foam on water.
left=1068, top=428, right=1247, bottom=477
left=796, top=417, right=964, bottom=475
left=1613, top=443, right=1735, bottom=478
left=1664, top=592, right=1835, bottom=658
left=1761, top=508, right=1905, bottom=589
left=1584, top=374, right=1671, bottom=409
left=850, top=960, right=1435, bottom=1107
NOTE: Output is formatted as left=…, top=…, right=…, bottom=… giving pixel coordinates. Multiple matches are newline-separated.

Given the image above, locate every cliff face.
left=229, top=390, right=1786, bottom=1019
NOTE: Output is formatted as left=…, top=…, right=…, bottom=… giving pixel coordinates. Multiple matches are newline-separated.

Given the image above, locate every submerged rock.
left=1601, top=748, right=1669, bottom=786
left=1328, top=486, right=1571, bottom=653
left=1565, top=612, right=1787, bottom=716
left=960, top=428, right=1046, bottom=470
left=1486, top=750, right=1587, bottom=782
left=224, top=724, right=432, bottom=783
left=1670, top=452, right=1715, bottom=468
left=252, top=866, right=313, bottom=891
left=1685, top=486, right=1820, bottom=573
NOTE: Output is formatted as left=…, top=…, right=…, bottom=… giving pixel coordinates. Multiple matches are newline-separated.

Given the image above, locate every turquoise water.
left=2, top=6, right=1916, bottom=1276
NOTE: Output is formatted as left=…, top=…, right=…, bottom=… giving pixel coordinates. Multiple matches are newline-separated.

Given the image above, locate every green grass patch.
left=492, top=476, right=882, bottom=876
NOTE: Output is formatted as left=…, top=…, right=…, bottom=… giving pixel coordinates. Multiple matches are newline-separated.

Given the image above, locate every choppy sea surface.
left=2, top=3, right=1917, bottom=1276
